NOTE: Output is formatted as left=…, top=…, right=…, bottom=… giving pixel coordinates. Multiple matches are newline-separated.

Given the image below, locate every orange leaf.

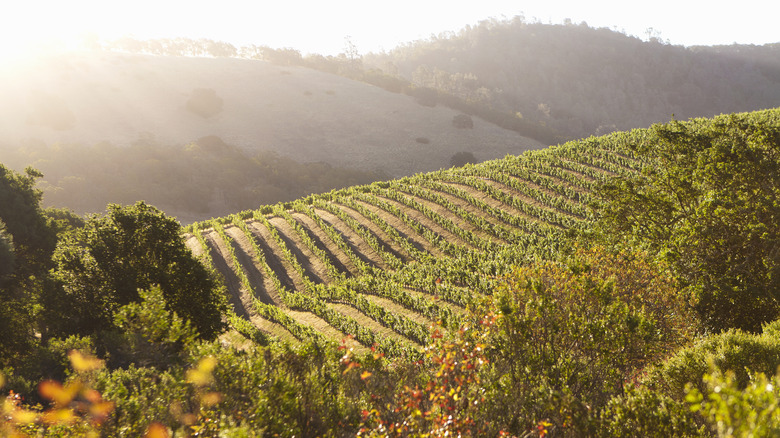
left=145, top=422, right=170, bottom=438
left=39, top=380, right=80, bottom=406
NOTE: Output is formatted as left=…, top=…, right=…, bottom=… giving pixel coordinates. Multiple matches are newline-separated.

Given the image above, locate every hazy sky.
left=1, top=0, right=777, bottom=61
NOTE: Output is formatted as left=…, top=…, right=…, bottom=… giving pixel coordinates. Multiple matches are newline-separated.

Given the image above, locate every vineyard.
left=183, top=127, right=654, bottom=354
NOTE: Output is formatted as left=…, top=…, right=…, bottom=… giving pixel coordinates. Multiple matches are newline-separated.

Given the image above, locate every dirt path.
left=373, top=194, right=475, bottom=251
left=420, top=185, right=524, bottom=238
left=312, top=207, right=389, bottom=270
left=352, top=199, right=445, bottom=259
left=200, top=229, right=297, bottom=344
left=554, top=161, right=600, bottom=185
left=224, top=225, right=282, bottom=306
left=396, top=188, right=503, bottom=244
left=290, top=212, right=359, bottom=277
left=401, top=287, right=469, bottom=317
left=361, top=294, right=438, bottom=328
left=485, top=177, right=583, bottom=219
left=529, top=167, right=593, bottom=195
left=268, top=216, right=331, bottom=284
left=184, top=234, right=204, bottom=257
left=327, top=302, right=422, bottom=348
left=330, top=202, right=412, bottom=263
left=245, top=219, right=300, bottom=293
left=437, top=181, right=544, bottom=227
left=284, top=308, right=362, bottom=350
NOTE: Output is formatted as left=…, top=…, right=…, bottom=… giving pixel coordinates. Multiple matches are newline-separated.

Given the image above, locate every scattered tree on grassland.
left=186, top=88, right=224, bottom=118
left=450, top=151, right=478, bottom=167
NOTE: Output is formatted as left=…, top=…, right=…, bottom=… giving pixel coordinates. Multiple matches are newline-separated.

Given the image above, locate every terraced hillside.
left=184, top=129, right=652, bottom=355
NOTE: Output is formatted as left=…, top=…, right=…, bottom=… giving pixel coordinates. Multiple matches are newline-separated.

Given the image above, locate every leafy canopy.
left=51, top=202, right=227, bottom=340
left=595, top=112, right=780, bottom=332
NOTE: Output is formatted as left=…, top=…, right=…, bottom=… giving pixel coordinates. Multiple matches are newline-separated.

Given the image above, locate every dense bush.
left=50, top=202, right=227, bottom=340
left=686, top=368, right=780, bottom=437
left=0, top=220, right=14, bottom=284
left=0, top=165, right=59, bottom=366
left=646, top=320, right=780, bottom=401
left=595, top=113, right=780, bottom=332
left=452, top=113, right=474, bottom=129
left=598, top=387, right=704, bottom=437
left=472, top=246, right=693, bottom=436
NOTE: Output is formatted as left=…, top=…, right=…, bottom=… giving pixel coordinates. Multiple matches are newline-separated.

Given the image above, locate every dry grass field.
left=0, top=51, right=543, bottom=178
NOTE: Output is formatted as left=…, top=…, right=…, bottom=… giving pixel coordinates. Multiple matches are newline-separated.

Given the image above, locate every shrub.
left=686, top=368, right=780, bottom=437
left=50, top=202, right=227, bottom=340
left=449, top=151, right=478, bottom=167
left=646, top=319, right=780, bottom=400
left=477, top=246, right=693, bottom=436
left=598, top=387, right=704, bottom=437
left=594, top=114, right=780, bottom=333
left=452, top=113, right=474, bottom=129
left=186, top=88, right=223, bottom=118
left=106, top=286, right=199, bottom=370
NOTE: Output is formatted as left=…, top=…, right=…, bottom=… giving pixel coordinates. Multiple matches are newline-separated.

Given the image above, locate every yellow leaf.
left=41, top=408, right=75, bottom=425
left=200, top=391, right=222, bottom=407
left=360, top=371, right=372, bottom=380
left=39, top=380, right=81, bottom=407
left=186, top=357, right=217, bottom=386
left=198, top=356, right=217, bottom=374
left=68, top=350, right=104, bottom=372
left=11, top=408, right=38, bottom=424
left=89, top=401, right=115, bottom=418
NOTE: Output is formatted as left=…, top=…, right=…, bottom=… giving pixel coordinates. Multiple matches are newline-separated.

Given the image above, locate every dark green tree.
left=450, top=151, right=478, bottom=168
left=594, top=114, right=780, bottom=332
left=0, top=165, right=58, bottom=280
left=0, top=164, right=58, bottom=364
left=51, top=202, right=227, bottom=340
left=0, top=220, right=14, bottom=285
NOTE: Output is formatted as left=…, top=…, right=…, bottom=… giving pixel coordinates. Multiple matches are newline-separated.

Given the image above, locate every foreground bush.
left=475, top=246, right=693, bottom=436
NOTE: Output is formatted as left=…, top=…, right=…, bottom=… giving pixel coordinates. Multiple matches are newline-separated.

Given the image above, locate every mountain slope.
left=365, top=19, right=780, bottom=139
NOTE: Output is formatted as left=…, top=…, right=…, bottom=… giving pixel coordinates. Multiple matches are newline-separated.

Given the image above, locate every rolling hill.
left=0, top=50, right=542, bottom=178
left=182, top=110, right=655, bottom=353
left=365, top=18, right=780, bottom=139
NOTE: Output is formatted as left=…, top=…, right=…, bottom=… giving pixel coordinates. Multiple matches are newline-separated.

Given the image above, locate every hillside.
left=0, top=50, right=542, bottom=178
left=183, top=114, right=646, bottom=351
left=364, top=18, right=780, bottom=139
left=187, top=107, right=780, bottom=350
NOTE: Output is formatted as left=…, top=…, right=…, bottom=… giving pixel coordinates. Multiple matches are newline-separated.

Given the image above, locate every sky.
left=1, top=0, right=777, bottom=63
